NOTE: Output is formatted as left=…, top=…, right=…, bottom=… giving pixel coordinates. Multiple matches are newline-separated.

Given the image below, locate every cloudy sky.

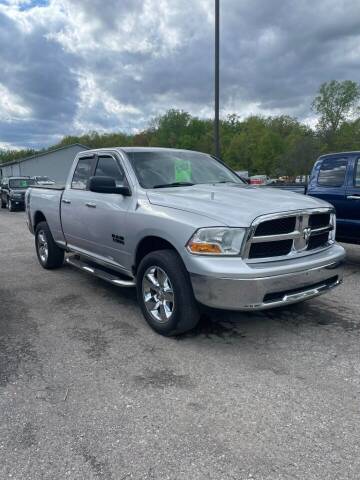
left=0, top=0, right=359, bottom=149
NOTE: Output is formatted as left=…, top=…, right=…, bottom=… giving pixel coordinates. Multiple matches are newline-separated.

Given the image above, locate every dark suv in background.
left=0, top=177, right=36, bottom=211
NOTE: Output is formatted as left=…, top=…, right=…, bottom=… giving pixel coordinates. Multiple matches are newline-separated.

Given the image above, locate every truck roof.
left=79, top=147, right=207, bottom=156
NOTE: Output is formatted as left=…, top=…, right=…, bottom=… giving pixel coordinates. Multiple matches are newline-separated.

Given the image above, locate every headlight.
left=186, top=227, right=247, bottom=256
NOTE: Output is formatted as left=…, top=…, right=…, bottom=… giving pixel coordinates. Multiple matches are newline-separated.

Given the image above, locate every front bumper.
left=190, top=246, right=345, bottom=310
left=9, top=197, right=25, bottom=208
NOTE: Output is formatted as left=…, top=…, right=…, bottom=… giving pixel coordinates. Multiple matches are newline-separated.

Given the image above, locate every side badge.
left=112, top=234, right=125, bottom=245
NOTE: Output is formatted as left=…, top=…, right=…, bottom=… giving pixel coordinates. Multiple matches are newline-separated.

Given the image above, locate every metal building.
left=0, top=144, right=89, bottom=182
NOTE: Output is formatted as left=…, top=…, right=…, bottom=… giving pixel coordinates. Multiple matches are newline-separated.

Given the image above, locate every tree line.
left=1, top=80, right=360, bottom=178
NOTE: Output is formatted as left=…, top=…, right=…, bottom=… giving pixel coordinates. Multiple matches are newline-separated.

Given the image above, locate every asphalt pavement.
left=0, top=210, right=359, bottom=480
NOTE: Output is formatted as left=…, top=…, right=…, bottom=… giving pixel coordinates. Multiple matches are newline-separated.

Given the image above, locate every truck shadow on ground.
left=64, top=260, right=360, bottom=343
left=177, top=298, right=360, bottom=343
left=177, top=312, right=248, bottom=342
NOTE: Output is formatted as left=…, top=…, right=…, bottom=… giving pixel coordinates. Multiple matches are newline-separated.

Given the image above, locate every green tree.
left=312, top=80, right=360, bottom=145
left=223, top=116, right=267, bottom=172
left=0, top=148, right=35, bottom=165
left=280, top=133, right=320, bottom=178
left=149, top=109, right=192, bottom=148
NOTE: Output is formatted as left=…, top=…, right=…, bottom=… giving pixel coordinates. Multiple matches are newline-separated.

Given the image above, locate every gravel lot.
left=0, top=210, right=359, bottom=480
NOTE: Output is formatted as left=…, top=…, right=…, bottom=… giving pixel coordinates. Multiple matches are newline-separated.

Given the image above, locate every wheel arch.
left=133, top=235, right=180, bottom=275
left=33, top=211, right=47, bottom=230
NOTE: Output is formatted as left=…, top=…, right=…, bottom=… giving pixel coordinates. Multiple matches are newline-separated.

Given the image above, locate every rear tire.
left=1, top=199, right=5, bottom=209
left=137, top=249, right=199, bottom=336
left=35, top=221, right=64, bottom=269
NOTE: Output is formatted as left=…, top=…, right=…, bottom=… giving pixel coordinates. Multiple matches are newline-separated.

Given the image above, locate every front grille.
left=246, top=209, right=333, bottom=261
left=308, top=232, right=329, bottom=250
left=249, top=240, right=293, bottom=259
left=309, top=213, right=330, bottom=229
left=254, top=216, right=296, bottom=236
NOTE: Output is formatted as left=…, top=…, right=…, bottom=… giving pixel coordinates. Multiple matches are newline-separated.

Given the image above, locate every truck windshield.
left=127, top=151, right=244, bottom=189
left=9, top=179, right=35, bottom=188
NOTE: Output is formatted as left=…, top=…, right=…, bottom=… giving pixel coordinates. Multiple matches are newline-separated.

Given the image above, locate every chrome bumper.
left=190, top=259, right=344, bottom=310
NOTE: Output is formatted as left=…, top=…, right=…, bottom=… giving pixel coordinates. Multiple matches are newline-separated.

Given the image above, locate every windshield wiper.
left=153, top=182, right=195, bottom=189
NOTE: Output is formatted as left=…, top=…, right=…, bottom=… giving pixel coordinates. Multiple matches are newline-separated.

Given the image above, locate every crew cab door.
left=60, top=155, right=97, bottom=255
left=307, top=156, right=350, bottom=239
left=61, top=153, right=132, bottom=270
left=344, top=156, right=360, bottom=241
left=78, top=153, right=132, bottom=269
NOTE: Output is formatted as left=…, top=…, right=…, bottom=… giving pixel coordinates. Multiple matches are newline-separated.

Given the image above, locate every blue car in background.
left=307, top=152, right=360, bottom=244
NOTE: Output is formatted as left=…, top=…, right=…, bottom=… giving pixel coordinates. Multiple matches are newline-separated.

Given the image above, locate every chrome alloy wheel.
left=142, top=266, right=175, bottom=323
left=37, top=230, right=49, bottom=263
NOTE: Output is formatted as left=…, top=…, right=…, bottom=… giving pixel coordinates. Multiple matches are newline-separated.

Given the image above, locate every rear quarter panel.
left=27, top=188, right=65, bottom=245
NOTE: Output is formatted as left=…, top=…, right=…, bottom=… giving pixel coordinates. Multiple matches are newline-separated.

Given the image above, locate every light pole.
left=214, top=0, right=220, bottom=158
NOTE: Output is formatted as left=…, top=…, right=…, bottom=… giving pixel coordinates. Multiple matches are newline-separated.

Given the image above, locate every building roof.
left=0, top=143, right=89, bottom=168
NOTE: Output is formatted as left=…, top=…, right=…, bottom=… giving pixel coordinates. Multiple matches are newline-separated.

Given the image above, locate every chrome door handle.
left=62, top=199, right=71, bottom=204
left=85, top=202, right=96, bottom=208
left=347, top=195, right=360, bottom=200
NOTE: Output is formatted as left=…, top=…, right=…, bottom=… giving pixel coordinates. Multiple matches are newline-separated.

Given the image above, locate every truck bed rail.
left=31, top=184, right=65, bottom=190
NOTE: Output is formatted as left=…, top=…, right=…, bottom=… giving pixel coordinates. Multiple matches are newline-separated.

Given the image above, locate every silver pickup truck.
left=26, top=147, right=345, bottom=335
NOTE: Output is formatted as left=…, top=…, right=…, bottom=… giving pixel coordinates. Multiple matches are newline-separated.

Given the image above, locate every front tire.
left=137, top=249, right=199, bottom=336
left=35, top=221, right=64, bottom=269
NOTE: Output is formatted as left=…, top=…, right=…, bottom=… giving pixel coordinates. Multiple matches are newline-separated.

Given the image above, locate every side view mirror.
left=88, top=176, right=131, bottom=196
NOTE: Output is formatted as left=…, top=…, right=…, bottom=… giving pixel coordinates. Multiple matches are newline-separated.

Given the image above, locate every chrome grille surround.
left=244, top=207, right=336, bottom=262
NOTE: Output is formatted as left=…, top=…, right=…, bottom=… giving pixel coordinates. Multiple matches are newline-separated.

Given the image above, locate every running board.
left=65, top=256, right=135, bottom=287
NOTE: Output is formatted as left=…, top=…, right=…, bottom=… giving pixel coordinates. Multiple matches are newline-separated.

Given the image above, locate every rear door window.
left=71, top=158, right=93, bottom=190
left=317, top=158, right=348, bottom=187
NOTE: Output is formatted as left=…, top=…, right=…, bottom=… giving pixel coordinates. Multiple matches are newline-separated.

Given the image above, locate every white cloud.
left=45, top=0, right=202, bottom=58
left=73, top=72, right=141, bottom=133
left=0, top=83, right=31, bottom=120
left=0, top=141, right=23, bottom=150
left=0, top=0, right=64, bottom=33
left=1, top=0, right=360, bottom=148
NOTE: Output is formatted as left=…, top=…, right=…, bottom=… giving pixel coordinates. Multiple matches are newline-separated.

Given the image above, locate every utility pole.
left=214, top=0, right=220, bottom=158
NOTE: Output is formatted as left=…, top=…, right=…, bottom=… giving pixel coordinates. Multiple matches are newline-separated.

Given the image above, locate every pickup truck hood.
left=147, top=184, right=330, bottom=226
